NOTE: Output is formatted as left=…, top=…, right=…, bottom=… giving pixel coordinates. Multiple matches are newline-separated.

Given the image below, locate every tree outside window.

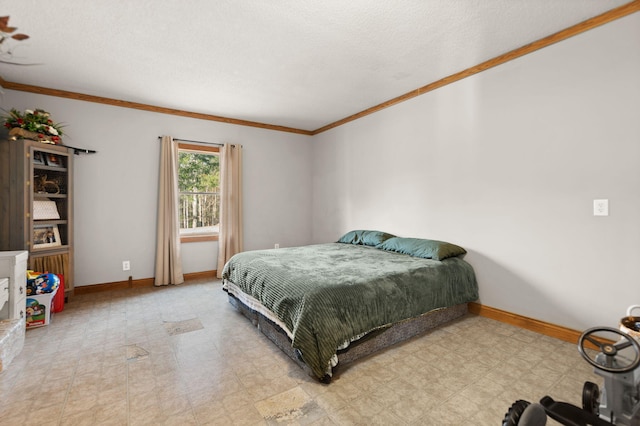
left=178, top=144, right=220, bottom=241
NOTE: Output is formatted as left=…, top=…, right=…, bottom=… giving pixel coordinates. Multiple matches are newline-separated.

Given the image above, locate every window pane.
left=178, top=150, right=220, bottom=234
left=178, top=152, right=219, bottom=192
left=179, top=192, right=220, bottom=233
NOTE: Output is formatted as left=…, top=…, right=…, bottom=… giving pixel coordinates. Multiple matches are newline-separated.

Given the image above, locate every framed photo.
left=32, top=224, right=62, bottom=249
left=33, top=151, right=46, bottom=165
left=45, top=153, right=63, bottom=167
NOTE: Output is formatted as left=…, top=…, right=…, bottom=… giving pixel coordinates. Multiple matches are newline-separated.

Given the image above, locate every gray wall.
left=0, top=93, right=313, bottom=286
left=311, top=13, right=640, bottom=331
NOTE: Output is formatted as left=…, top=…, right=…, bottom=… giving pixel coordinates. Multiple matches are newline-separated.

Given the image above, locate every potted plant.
left=3, top=108, right=64, bottom=144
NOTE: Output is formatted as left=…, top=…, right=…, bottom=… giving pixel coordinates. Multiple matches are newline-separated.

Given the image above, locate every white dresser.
left=0, top=250, right=27, bottom=372
left=0, top=251, right=28, bottom=321
left=0, top=278, right=8, bottom=314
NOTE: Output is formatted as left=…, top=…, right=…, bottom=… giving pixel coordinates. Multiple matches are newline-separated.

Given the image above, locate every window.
left=177, top=143, right=220, bottom=242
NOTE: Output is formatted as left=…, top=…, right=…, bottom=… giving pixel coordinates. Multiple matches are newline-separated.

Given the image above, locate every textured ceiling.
left=0, top=0, right=632, bottom=132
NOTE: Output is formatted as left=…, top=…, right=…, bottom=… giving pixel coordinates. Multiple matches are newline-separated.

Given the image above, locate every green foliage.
left=178, top=151, right=219, bottom=192
left=2, top=108, right=65, bottom=142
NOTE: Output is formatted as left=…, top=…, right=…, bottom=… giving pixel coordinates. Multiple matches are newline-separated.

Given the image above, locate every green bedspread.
left=222, top=243, right=478, bottom=379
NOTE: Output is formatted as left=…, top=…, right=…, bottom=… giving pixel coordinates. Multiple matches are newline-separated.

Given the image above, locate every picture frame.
left=45, top=153, right=63, bottom=168
left=32, top=224, right=62, bottom=249
left=33, top=150, right=46, bottom=165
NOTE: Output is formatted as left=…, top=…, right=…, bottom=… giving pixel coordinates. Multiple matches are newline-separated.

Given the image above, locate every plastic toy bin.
left=25, top=287, right=58, bottom=329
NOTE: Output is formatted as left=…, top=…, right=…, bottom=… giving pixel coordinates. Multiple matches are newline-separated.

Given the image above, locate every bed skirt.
left=227, top=293, right=467, bottom=383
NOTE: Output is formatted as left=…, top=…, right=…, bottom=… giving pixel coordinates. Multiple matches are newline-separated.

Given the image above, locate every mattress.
left=222, top=242, right=478, bottom=379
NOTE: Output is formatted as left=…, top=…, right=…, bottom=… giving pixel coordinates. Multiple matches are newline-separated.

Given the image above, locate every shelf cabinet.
left=0, top=139, right=74, bottom=296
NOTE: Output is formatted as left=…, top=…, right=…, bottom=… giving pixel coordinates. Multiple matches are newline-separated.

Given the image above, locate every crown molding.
left=0, top=77, right=313, bottom=136
left=3, top=1, right=638, bottom=137
left=312, top=0, right=640, bottom=134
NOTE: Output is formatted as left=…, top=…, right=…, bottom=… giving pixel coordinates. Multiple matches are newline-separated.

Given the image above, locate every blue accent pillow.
left=378, top=237, right=466, bottom=261
left=337, top=230, right=396, bottom=247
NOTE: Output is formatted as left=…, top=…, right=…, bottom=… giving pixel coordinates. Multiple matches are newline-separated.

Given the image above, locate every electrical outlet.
left=122, top=260, right=131, bottom=271
left=274, top=243, right=280, bottom=249
left=593, top=199, right=609, bottom=216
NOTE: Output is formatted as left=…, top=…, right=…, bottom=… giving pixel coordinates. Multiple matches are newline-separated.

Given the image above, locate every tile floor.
left=0, top=279, right=601, bottom=425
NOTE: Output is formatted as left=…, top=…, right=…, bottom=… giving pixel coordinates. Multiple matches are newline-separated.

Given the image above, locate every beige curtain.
left=216, top=143, right=243, bottom=278
left=155, top=136, right=184, bottom=286
left=31, top=253, right=70, bottom=289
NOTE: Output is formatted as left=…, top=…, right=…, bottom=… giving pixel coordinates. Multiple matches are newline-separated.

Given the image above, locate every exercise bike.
left=503, top=326, right=640, bottom=426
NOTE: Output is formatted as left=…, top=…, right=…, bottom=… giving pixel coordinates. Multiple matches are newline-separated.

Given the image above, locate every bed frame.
left=227, top=292, right=468, bottom=383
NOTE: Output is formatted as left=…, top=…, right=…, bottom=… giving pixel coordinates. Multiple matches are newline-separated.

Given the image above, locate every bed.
left=221, top=230, right=479, bottom=382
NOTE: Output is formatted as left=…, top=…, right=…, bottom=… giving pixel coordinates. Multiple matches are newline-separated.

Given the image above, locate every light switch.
left=593, top=199, right=609, bottom=216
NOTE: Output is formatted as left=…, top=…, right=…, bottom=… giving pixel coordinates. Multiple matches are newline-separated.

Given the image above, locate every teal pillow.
left=337, top=230, right=396, bottom=247
left=378, top=237, right=466, bottom=261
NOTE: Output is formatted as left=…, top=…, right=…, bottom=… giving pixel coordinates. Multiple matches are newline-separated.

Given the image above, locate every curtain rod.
left=157, top=136, right=223, bottom=147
